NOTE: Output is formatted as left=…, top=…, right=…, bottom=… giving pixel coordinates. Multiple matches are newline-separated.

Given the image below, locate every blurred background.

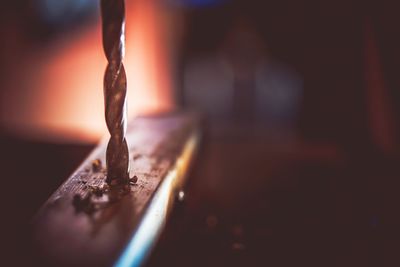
left=1, top=0, right=400, bottom=266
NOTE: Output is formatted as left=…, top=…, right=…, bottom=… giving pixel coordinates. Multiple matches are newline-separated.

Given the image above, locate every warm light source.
left=0, top=0, right=175, bottom=143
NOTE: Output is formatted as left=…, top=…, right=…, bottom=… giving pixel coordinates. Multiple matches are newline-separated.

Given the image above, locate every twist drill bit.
left=101, top=0, right=130, bottom=184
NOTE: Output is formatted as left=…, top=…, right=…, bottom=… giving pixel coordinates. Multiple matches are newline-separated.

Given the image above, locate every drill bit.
left=101, top=0, right=130, bottom=184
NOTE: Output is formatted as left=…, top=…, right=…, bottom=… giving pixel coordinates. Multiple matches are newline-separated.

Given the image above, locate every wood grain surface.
left=32, top=113, right=200, bottom=267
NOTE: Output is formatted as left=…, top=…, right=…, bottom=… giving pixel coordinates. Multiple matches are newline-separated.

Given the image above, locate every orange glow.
left=0, top=0, right=175, bottom=143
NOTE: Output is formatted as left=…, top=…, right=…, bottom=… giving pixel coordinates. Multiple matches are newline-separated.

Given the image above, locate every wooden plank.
left=31, top=113, right=200, bottom=267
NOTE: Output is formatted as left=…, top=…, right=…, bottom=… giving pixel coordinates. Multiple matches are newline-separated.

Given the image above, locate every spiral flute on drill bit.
left=101, top=0, right=130, bottom=184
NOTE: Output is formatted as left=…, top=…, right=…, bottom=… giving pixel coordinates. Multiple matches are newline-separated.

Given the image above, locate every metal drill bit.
left=101, top=0, right=129, bottom=184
